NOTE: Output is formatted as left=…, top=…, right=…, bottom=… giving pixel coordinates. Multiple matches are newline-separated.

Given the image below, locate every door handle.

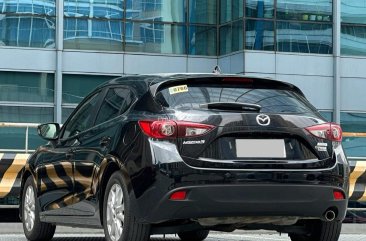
left=100, top=136, right=111, bottom=147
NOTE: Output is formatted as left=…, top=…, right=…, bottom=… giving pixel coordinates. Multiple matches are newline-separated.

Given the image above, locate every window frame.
left=93, top=85, right=136, bottom=126
left=59, top=88, right=107, bottom=141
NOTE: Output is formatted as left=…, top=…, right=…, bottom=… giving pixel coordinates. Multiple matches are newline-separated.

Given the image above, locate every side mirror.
left=37, top=123, right=60, bottom=141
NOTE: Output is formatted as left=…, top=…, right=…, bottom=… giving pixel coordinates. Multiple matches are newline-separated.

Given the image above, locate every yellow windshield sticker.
left=169, top=85, right=188, bottom=95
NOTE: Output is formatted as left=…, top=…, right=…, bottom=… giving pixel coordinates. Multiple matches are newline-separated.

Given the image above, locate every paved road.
left=0, top=224, right=363, bottom=241
left=0, top=233, right=364, bottom=241
left=0, top=210, right=364, bottom=241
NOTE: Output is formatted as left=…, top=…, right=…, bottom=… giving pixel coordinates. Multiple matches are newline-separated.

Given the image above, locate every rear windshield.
left=156, top=83, right=317, bottom=114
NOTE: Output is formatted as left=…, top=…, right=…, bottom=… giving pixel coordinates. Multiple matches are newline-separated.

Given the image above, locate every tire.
left=289, top=220, right=342, bottom=241
left=22, top=176, right=56, bottom=241
left=103, top=171, right=150, bottom=241
left=178, top=230, right=210, bottom=241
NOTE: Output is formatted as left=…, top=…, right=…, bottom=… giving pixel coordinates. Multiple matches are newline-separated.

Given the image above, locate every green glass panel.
left=220, top=0, right=244, bottom=24
left=0, top=128, right=47, bottom=150
left=64, top=0, right=123, bottom=19
left=220, top=20, right=244, bottom=55
left=63, top=74, right=115, bottom=104
left=62, top=108, right=75, bottom=123
left=0, top=106, right=53, bottom=123
left=246, top=0, right=274, bottom=19
left=125, top=22, right=186, bottom=54
left=341, top=24, right=366, bottom=56
left=341, top=112, right=366, bottom=157
left=245, top=19, right=274, bottom=51
left=0, top=0, right=56, bottom=16
left=277, top=0, right=332, bottom=22
left=0, top=16, right=55, bottom=48
left=341, top=0, right=366, bottom=24
left=126, top=0, right=186, bottom=22
left=319, top=111, right=333, bottom=122
left=64, top=18, right=123, bottom=51
left=0, top=72, right=54, bottom=103
left=276, top=21, right=332, bottom=54
left=189, top=25, right=217, bottom=56
left=189, top=0, right=217, bottom=24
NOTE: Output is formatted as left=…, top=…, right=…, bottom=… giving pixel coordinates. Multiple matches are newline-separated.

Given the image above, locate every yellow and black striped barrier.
left=0, top=153, right=30, bottom=198
left=0, top=153, right=365, bottom=205
left=349, top=160, right=366, bottom=202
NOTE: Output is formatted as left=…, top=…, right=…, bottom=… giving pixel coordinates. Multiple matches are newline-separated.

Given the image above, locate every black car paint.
left=19, top=74, right=349, bottom=233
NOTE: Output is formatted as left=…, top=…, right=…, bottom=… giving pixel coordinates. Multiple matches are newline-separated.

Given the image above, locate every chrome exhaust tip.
left=324, top=210, right=336, bottom=222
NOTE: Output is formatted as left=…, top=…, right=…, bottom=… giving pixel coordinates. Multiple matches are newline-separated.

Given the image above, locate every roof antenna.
left=213, top=65, right=222, bottom=74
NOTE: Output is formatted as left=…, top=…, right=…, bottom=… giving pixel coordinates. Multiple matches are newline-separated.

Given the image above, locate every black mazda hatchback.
left=20, top=74, right=349, bottom=241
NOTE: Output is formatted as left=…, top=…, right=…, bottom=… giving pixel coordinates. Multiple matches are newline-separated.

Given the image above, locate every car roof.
left=99, top=73, right=305, bottom=97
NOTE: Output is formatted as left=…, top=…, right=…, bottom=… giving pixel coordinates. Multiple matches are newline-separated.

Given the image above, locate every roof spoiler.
left=149, top=75, right=306, bottom=98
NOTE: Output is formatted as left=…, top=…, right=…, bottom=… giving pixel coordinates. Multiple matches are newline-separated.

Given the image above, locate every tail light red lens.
left=169, top=190, right=187, bottom=201
left=138, top=120, right=214, bottom=139
left=305, top=123, right=343, bottom=142
left=333, top=190, right=345, bottom=200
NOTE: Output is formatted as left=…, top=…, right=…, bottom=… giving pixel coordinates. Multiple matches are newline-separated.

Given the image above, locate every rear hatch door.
left=152, top=76, right=336, bottom=170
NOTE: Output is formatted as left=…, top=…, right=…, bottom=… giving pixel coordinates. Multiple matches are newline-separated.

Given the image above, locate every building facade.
left=0, top=0, right=365, bottom=162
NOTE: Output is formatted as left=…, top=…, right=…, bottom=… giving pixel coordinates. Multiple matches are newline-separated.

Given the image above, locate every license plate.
left=235, top=139, right=286, bottom=158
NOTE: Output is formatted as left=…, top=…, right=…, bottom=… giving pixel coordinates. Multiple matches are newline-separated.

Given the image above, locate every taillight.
left=306, top=123, right=342, bottom=142
left=169, top=190, right=187, bottom=201
left=333, top=190, right=345, bottom=200
left=138, top=120, right=214, bottom=139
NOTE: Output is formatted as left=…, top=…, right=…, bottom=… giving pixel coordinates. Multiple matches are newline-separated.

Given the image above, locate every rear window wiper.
left=199, top=102, right=261, bottom=112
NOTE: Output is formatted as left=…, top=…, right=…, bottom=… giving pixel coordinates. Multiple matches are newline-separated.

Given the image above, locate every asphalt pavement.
left=0, top=209, right=364, bottom=241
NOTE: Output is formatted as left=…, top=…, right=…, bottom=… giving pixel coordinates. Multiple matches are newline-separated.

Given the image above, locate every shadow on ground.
left=51, top=239, right=180, bottom=241
left=0, top=209, right=19, bottom=222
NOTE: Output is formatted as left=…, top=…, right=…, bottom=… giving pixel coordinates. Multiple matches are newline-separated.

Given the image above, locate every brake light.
left=138, top=120, right=214, bottom=139
left=170, top=190, right=187, bottom=201
left=306, top=123, right=342, bottom=142
left=222, top=77, right=253, bottom=83
left=333, top=190, right=345, bottom=200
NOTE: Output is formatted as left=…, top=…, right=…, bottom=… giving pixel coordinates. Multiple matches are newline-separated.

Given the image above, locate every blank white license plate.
left=235, top=139, right=286, bottom=158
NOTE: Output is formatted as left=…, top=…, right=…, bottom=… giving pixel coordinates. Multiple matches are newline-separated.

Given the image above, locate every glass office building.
left=0, top=0, right=366, bottom=160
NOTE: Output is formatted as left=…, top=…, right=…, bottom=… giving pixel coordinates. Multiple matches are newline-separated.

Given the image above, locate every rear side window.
left=95, top=88, right=133, bottom=125
left=63, top=92, right=100, bottom=139
left=156, top=83, right=315, bottom=114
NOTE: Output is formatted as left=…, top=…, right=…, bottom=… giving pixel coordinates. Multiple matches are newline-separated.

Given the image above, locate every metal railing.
left=0, top=122, right=39, bottom=153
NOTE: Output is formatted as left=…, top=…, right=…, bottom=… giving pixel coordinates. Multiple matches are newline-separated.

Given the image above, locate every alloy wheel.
left=24, top=185, right=36, bottom=232
left=107, top=183, right=125, bottom=241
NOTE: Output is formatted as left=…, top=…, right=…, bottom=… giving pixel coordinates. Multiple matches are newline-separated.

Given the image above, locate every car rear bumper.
left=136, top=184, right=348, bottom=224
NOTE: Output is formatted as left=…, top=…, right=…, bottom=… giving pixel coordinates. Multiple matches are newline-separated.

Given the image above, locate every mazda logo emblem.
left=256, top=114, right=270, bottom=126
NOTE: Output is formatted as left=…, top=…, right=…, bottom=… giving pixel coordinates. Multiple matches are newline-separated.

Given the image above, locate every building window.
left=189, top=0, right=217, bottom=24
left=0, top=71, right=54, bottom=151
left=319, top=111, right=333, bottom=122
left=126, top=0, right=186, bottom=23
left=125, top=22, right=186, bottom=54
left=220, top=20, right=243, bottom=55
left=218, top=0, right=334, bottom=55
left=246, top=0, right=274, bottom=19
left=341, top=0, right=366, bottom=25
left=341, top=112, right=366, bottom=158
left=277, top=0, right=332, bottom=22
left=62, top=74, right=116, bottom=104
left=0, top=71, right=54, bottom=103
left=276, top=21, right=332, bottom=54
left=64, top=18, right=123, bottom=51
left=0, top=0, right=56, bottom=48
left=220, top=0, right=244, bottom=24
left=64, top=0, right=124, bottom=51
left=341, top=1, right=366, bottom=56
left=64, top=0, right=123, bottom=19
left=341, top=25, right=366, bottom=56
left=189, top=25, right=217, bottom=56
left=245, top=19, right=274, bottom=51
